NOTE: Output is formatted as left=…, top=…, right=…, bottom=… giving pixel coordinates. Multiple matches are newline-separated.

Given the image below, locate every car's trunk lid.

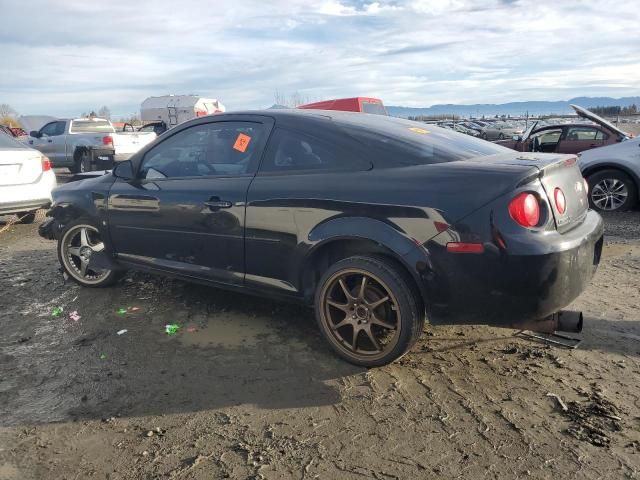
left=466, top=152, right=589, bottom=233
left=0, top=148, right=43, bottom=186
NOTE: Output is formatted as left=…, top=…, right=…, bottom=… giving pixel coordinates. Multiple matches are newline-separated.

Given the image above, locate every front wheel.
left=315, top=256, right=424, bottom=367
left=57, top=220, right=122, bottom=287
left=587, top=170, right=637, bottom=212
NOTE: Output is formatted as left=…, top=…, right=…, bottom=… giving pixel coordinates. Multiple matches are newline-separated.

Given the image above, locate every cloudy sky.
left=1, top=0, right=639, bottom=118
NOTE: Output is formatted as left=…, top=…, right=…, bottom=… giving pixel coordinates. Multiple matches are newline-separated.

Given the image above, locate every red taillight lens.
left=102, top=135, right=113, bottom=145
left=554, top=188, right=566, bottom=214
left=41, top=156, right=52, bottom=171
left=446, top=242, right=484, bottom=254
left=508, top=192, right=540, bottom=228
left=583, top=178, right=589, bottom=194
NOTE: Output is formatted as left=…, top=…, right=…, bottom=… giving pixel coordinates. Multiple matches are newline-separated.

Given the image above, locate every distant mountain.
left=386, top=96, right=640, bottom=118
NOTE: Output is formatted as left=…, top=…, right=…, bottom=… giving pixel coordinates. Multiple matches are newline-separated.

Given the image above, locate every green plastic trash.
left=117, top=308, right=127, bottom=315
left=51, top=307, right=64, bottom=317
left=165, top=324, right=180, bottom=335
left=100, top=354, right=106, bottom=360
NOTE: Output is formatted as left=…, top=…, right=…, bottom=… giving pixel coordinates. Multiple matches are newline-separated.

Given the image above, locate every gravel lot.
left=0, top=181, right=639, bottom=479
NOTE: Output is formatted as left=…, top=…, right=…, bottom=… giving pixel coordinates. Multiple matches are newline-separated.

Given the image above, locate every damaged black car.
left=40, top=110, right=604, bottom=366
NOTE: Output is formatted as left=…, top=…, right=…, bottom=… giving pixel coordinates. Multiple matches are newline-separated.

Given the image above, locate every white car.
left=0, top=132, right=56, bottom=224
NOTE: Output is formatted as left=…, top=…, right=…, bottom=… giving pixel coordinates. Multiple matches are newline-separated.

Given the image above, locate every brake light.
left=508, top=192, right=540, bottom=228
left=102, top=135, right=113, bottom=145
left=41, top=156, right=51, bottom=172
left=554, top=188, right=566, bottom=214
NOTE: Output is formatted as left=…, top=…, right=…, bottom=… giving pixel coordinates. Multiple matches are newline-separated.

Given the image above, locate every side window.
left=595, top=130, right=608, bottom=141
left=260, top=128, right=365, bottom=173
left=41, top=121, right=65, bottom=136
left=565, top=127, right=598, bottom=141
left=139, top=122, right=264, bottom=180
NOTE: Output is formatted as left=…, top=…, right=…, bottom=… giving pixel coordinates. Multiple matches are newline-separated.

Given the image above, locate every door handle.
left=204, top=200, right=232, bottom=209
left=47, top=139, right=53, bottom=143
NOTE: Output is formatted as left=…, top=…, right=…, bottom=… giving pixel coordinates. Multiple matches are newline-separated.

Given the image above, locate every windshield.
left=70, top=120, right=115, bottom=133
left=361, top=101, right=388, bottom=116
left=339, top=115, right=510, bottom=167
left=0, top=132, right=27, bottom=148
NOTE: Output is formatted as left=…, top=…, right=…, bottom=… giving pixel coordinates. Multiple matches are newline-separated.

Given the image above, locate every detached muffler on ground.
left=514, top=310, right=583, bottom=334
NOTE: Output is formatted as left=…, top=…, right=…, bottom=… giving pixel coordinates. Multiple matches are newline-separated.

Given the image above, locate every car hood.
left=570, top=104, right=630, bottom=139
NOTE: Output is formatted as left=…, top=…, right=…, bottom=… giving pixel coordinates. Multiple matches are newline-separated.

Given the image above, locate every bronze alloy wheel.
left=319, top=268, right=402, bottom=362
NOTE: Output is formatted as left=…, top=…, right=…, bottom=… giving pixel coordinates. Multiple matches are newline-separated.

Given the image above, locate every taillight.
left=554, top=188, right=566, bottom=214
left=41, top=156, right=52, bottom=172
left=508, top=192, right=540, bottom=228
left=102, top=135, right=113, bottom=145
left=583, top=178, right=589, bottom=194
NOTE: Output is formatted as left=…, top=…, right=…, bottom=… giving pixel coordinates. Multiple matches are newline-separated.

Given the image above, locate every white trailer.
left=140, top=95, right=226, bottom=129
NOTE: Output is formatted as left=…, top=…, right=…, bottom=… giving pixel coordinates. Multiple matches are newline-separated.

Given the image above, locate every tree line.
left=589, top=104, right=638, bottom=116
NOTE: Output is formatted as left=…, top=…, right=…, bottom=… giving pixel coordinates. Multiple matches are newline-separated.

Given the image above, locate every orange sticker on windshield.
left=409, top=127, right=429, bottom=134
left=233, top=133, right=252, bottom=152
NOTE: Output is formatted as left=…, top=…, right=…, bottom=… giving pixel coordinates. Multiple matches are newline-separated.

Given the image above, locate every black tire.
left=57, top=218, right=123, bottom=287
left=314, top=255, right=424, bottom=367
left=72, top=149, right=90, bottom=174
left=17, top=211, right=37, bottom=224
left=587, top=169, right=638, bottom=212
left=498, top=133, right=505, bottom=140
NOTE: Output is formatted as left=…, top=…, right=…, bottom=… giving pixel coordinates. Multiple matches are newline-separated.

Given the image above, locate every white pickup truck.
left=26, top=118, right=156, bottom=172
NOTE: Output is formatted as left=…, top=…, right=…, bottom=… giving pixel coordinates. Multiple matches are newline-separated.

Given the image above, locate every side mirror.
left=113, top=160, right=134, bottom=180
left=512, top=135, right=521, bottom=141
left=30, top=130, right=41, bottom=138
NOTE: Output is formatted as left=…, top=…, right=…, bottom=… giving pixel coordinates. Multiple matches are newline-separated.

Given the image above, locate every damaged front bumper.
left=38, top=217, right=58, bottom=240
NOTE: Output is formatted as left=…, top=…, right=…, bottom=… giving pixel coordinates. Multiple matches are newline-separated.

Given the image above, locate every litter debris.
left=165, top=324, right=180, bottom=335
left=186, top=327, right=197, bottom=333
left=117, top=329, right=128, bottom=335
left=560, top=390, right=623, bottom=447
left=69, top=311, right=81, bottom=321
left=117, top=308, right=127, bottom=315
left=71, top=296, right=78, bottom=302
left=51, top=306, right=64, bottom=317
left=547, top=392, right=568, bottom=412
left=100, top=354, right=107, bottom=360
left=128, top=307, right=140, bottom=312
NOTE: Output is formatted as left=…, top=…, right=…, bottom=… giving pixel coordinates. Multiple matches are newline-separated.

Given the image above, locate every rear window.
left=339, top=116, right=509, bottom=167
left=361, top=101, right=388, bottom=116
left=70, top=120, right=115, bottom=134
left=0, top=132, right=26, bottom=148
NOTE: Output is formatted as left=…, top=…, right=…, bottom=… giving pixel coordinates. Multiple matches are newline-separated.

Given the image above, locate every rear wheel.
left=17, top=211, right=36, bottom=224
left=57, top=220, right=122, bottom=287
left=72, top=149, right=91, bottom=174
left=587, top=169, right=637, bottom=212
left=315, top=256, right=424, bottom=367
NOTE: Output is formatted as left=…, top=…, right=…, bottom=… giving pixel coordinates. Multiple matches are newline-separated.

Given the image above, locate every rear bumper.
left=0, top=199, right=51, bottom=216
left=0, top=172, right=56, bottom=215
left=425, top=210, right=604, bottom=327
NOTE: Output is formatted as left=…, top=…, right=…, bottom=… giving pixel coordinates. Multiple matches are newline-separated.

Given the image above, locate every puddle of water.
left=177, top=312, right=279, bottom=348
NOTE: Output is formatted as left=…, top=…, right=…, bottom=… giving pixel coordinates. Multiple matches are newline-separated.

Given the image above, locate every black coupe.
left=39, top=110, right=604, bottom=366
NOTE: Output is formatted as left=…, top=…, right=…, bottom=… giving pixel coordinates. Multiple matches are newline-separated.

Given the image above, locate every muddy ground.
left=1, top=180, right=639, bottom=479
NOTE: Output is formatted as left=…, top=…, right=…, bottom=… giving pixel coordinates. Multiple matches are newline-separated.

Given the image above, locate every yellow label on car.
left=408, top=127, right=429, bottom=134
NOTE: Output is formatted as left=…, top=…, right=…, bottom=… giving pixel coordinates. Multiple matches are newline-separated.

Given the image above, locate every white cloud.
left=0, top=0, right=638, bottom=117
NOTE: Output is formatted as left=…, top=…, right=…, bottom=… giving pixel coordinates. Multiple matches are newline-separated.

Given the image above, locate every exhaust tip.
left=556, top=310, right=583, bottom=333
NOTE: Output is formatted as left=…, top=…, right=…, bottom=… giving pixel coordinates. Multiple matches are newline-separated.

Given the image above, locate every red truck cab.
left=298, top=97, right=388, bottom=115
